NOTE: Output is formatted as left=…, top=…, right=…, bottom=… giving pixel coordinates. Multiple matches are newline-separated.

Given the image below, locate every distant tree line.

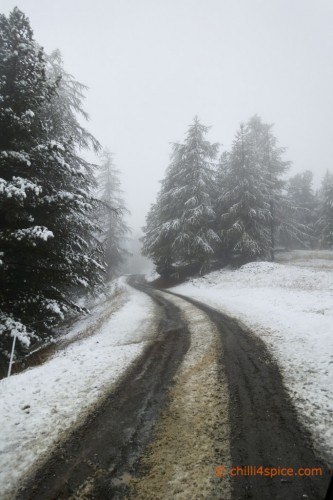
left=142, top=116, right=333, bottom=277
left=0, top=9, right=129, bottom=368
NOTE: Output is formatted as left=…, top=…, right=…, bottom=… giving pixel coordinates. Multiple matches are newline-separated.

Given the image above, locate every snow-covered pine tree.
left=97, top=150, right=130, bottom=280
left=246, top=115, right=291, bottom=258
left=41, top=50, right=105, bottom=294
left=316, top=171, right=333, bottom=249
left=142, top=117, right=220, bottom=276
left=0, top=9, right=104, bottom=366
left=0, top=8, right=57, bottom=361
left=45, top=50, right=100, bottom=151
left=213, top=150, right=230, bottom=262
left=142, top=197, right=173, bottom=276
left=246, top=115, right=309, bottom=256
left=217, top=123, right=272, bottom=263
left=285, top=171, right=317, bottom=248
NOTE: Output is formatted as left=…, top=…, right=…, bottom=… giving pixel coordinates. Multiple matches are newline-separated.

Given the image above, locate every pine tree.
left=217, top=116, right=308, bottom=262
left=0, top=8, right=56, bottom=359
left=0, top=9, right=104, bottom=365
left=285, top=171, right=316, bottom=248
left=40, top=49, right=105, bottom=297
left=246, top=115, right=291, bottom=258
left=142, top=198, right=172, bottom=276
left=217, top=124, right=272, bottom=263
left=317, top=171, right=333, bottom=249
left=44, top=50, right=99, bottom=150
left=214, top=150, right=230, bottom=261
left=97, top=150, right=130, bottom=280
left=142, top=117, right=219, bottom=275
left=243, top=115, right=308, bottom=256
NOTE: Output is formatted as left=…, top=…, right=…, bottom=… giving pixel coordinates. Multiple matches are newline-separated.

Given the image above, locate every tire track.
left=156, top=287, right=330, bottom=499
left=17, top=285, right=190, bottom=500
left=130, top=290, right=231, bottom=500
left=16, top=277, right=331, bottom=499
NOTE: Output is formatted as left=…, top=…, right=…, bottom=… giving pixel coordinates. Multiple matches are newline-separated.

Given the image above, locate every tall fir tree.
left=0, top=9, right=104, bottom=365
left=0, top=8, right=56, bottom=359
left=246, top=115, right=291, bottom=258
left=142, top=117, right=219, bottom=275
left=217, top=116, right=309, bottom=262
left=40, top=49, right=105, bottom=295
left=97, top=150, right=130, bottom=280
left=316, top=171, right=333, bottom=249
left=217, top=123, right=272, bottom=263
left=285, top=171, right=317, bottom=248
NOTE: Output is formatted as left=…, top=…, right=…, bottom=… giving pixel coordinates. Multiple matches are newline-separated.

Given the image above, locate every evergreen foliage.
left=0, top=6, right=331, bottom=364
left=142, top=117, right=220, bottom=275
left=284, top=171, right=317, bottom=248
left=216, top=115, right=308, bottom=261
left=97, top=150, right=130, bottom=280
left=317, top=171, right=333, bottom=249
left=144, top=115, right=314, bottom=273
left=246, top=115, right=291, bottom=257
left=217, top=123, right=272, bottom=263
left=0, top=9, right=104, bottom=363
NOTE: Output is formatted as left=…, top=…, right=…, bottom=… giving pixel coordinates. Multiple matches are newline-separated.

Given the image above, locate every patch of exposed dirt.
left=130, top=293, right=231, bottom=500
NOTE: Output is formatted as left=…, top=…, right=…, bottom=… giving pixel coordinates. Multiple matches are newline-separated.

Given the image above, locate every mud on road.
left=17, top=277, right=330, bottom=499
left=130, top=291, right=231, bottom=500
left=17, top=285, right=190, bottom=500
left=161, top=290, right=330, bottom=500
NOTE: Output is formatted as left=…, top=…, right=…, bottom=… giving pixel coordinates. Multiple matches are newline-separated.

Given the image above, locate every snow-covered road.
left=0, top=278, right=157, bottom=499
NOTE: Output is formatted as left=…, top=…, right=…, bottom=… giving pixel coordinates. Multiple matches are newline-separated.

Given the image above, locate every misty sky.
left=2, top=0, right=333, bottom=232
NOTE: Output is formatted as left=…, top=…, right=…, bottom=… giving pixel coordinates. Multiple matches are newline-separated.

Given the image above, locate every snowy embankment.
left=170, top=251, right=333, bottom=465
left=0, top=278, right=157, bottom=498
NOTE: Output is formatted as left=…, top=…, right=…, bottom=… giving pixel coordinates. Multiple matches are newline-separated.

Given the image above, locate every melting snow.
left=0, top=279, right=157, bottom=498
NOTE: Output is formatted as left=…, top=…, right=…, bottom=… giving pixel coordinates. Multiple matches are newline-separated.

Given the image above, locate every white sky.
left=2, top=0, right=333, bottom=231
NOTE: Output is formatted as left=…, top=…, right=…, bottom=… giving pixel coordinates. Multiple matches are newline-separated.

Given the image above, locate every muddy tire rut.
left=17, top=288, right=190, bottom=500
left=130, top=291, right=231, bottom=500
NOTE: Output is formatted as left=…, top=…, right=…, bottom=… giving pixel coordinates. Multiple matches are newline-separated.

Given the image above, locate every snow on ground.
left=145, top=269, right=160, bottom=283
left=54, top=278, right=127, bottom=345
left=0, top=278, right=157, bottom=499
left=171, top=251, right=333, bottom=466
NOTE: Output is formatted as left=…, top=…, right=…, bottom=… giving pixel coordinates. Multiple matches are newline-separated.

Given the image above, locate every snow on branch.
left=0, top=177, right=42, bottom=200
left=0, top=315, right=32, bottom=348
left=0, top=150, right=31, bottom=166
left=2, top=226, right=54, bottom=243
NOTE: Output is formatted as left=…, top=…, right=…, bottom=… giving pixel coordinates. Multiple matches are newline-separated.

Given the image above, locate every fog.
left=2, top=0, right=333, bottom=233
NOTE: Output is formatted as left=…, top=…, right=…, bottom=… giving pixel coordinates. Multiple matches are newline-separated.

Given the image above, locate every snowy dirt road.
left=16, top=277, right=330, bottom=500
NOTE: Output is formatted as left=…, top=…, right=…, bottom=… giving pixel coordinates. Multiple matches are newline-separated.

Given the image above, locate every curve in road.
left=17, top=277, right=330, bottom=499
